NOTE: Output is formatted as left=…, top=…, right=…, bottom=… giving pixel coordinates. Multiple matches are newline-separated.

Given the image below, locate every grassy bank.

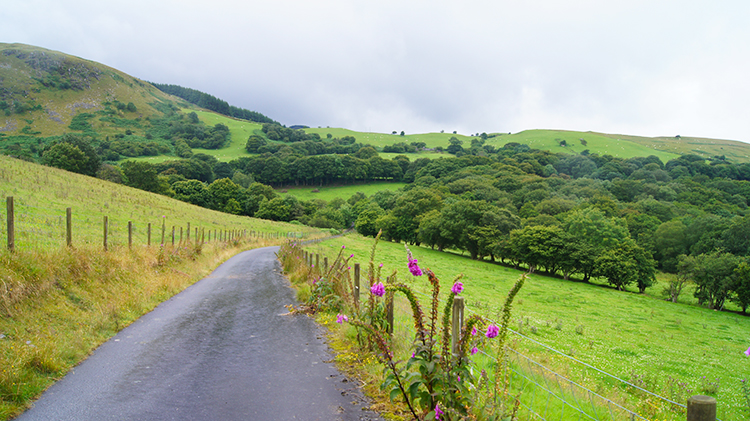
left=0, top=236, right=289, bottom=419
left=298, top=234, right=749, bottom=421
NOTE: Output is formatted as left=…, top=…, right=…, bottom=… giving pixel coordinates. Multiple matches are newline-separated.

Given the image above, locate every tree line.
left=20, top=121, right=750, bottom=313
left=151, top=83, right=277, bottom=124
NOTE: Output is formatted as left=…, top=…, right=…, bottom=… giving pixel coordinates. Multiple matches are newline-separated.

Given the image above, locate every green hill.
left=0, top=43, right=184, bottom=137
left=2, top=42, right=750, bottom=166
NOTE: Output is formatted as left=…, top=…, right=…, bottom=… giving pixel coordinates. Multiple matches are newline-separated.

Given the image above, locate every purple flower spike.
left=471, top=347, right=479, bottom=355
left=342, top=245, right=346, bottom=249
left=350, top=254, right=354, bottom=258
left=745, top=346, right=750, bottom=357
left=408, top=259, right=423, bottom=276
left=336, top=314, right=348, bottom=324
left=486, top=324, right=499, bottom=339
left=435, top=403, right=444, bottom=420
left=471, top=326, right=477, bottom=336
left=371, top=282, right=385, bottom=297
left=451, top=281, right=464, bottom=295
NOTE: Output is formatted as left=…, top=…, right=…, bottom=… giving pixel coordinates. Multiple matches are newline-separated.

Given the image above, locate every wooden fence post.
left=386, top=292, right=394, bottom=335
left=354, top=263, right=360, bottom=311
left=195, top=227, right=198, bottom=241
left=128, top=221, right=133, bottom=249
left=103, top=216, right=108, bottom=251
left=186, top=222, right=190, bottom=241
left=161, top=219, right=166, bottom=245
left=315, top=254, right=319, bottom=269
left=6, top=197, right=14, bottom=252
left=147, top=223, right=152, bottom=246
left=66, top=207, right=72, bottom=247
left=687, top=396, right=716, bottom=421
left=179, top=227, right=183, bottom=244
left=324, top=256, right=328, bottom=272
left=171, top=226, right=175, bottom=245
left=452, top=296, right=465, bottom=356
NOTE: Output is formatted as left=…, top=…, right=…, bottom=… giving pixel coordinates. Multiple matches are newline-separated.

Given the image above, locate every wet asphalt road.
left=16, top=246, right=381, bottom=421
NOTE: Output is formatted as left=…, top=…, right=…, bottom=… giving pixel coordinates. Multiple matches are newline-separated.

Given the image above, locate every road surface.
left=16, top=246, right=381, bottom=420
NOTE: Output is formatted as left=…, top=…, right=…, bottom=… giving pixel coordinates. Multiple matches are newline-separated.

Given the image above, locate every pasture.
left=306, top=233, right=749, bottom=420
left=279, top=182, right=406, bottom=202
left=0, top=155, right=315, bottom=249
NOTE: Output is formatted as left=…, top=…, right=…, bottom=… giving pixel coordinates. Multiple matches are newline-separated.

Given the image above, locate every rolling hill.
left=2, top=42, right=750, bottom=166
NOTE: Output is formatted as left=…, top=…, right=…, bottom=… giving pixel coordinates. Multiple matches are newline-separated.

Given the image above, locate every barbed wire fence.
left=297, top=244, right=721, bottom=421
left=3, top=196, right=308, bottom=251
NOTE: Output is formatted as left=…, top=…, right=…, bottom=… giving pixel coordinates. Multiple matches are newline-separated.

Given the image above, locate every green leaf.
left=389, top=387, right=402, bottom=402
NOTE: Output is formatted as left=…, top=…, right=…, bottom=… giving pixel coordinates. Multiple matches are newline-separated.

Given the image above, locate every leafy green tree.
left=255, top=197, right=291, bottom=221
left=96, top=164, right=127, bottom=184
left=562, top=208, right=630, bottom=281
left=653, top=220, right=688, bottom=272
left=355, top=202, right=385, bottom=237
left=42, top=142, right=87, bottom=174
left=509, top=225, right=567, bottom=274
left=245, top=182, right=278, bottom=216
left=682, top=251, right=740, bottom=310
left=207, top=178, right=240, bottom=211
left=245, top=135, right=267, bottom=153
left=122, top=161, right=161, bottom=192
left=446, top=137, right=464, bottom=155
left=172, top=179, right=208, bottom=206
left=42, top=134, right=100, bottom=176
left=224, top=198, right=243, bottom=215
left=732, top=260, right=750, bottom=313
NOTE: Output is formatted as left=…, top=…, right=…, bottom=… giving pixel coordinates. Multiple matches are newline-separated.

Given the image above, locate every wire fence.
left=3, top=196, right=309, bottom=251
left=347, top=275, right=708, bottom=421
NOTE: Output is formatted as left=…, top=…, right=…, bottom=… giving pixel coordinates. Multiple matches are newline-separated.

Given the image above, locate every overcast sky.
left=2, top=0, right=749, bottom=141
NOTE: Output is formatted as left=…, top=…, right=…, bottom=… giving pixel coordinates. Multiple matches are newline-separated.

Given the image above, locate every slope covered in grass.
left=0, top=156, right=325, bottom=419
left=306, top=234, right=750, bottom=421
left=0, top=155, right=317, bottom=249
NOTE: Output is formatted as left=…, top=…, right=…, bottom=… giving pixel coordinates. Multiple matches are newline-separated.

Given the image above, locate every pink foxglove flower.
left=435, top=403, right=444, bottom=420
left=370, top=282, right=385, bottom=297
left=408, top=259, right=423, bottom=276
left=471, top=347, right=478, bottom=355
left=336, top=314, right=348, bottom=324
left=486, top=324, right=499, bottom=339
left=451, top=281, right=463, bottom=295
left=471, top=326, right=477, bottom=336
left=745, top=346, right=750, bottom=357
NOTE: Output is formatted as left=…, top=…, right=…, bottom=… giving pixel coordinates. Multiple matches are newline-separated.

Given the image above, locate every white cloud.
left=1, top=0, right=749, bottom=141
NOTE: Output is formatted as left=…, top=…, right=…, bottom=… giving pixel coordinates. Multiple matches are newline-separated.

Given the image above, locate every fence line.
left=3, top=196, right=308, bottom=251
left=299, top=245, right=719, bottom=421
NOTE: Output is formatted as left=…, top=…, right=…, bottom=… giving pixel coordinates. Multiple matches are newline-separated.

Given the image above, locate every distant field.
left=305, top=127, right=750, bottom=164
left=378, top=151, right=447, bottom=161
left=280, top=182, right=405, bottom=201
left=306, top=233, right=749, bottom=421
left=495, top=129, right=682, bottom=163
left=0, top=155, right=319, bottom=249
left=611, top=133, right=750, bottom=162
left=303, top=127, right=473, bottom=149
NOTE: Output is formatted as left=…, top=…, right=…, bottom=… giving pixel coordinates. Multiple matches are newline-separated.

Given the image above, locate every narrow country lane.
left=15, top=246, right=381, bottom=421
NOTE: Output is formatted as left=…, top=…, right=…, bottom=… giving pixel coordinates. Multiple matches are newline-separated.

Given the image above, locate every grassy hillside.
left=0, top=43, right=186, bottom=138
left=306, top=234, right=750, bottom=421
left=280, top=182, right=406, bottom=202
left=305, top=127, right=750, bottom=164
left=0, top=155, right=326, bottom=419
left=0, top=155, right=320, bottom=249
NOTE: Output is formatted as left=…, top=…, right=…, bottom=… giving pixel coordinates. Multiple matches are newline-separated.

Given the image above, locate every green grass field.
left=497, top=129, right=681, bottom=163
left=305, top=234, right=750, bottom=421
left=303, top=127, right=473, bottom=150
left=279, top=182, right=406, bottom=202
left=0, top=155, right=319, bottom=249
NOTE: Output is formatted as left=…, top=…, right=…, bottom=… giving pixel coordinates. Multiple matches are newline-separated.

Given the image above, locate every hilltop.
left=2, top=43, right=750, bottom=165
